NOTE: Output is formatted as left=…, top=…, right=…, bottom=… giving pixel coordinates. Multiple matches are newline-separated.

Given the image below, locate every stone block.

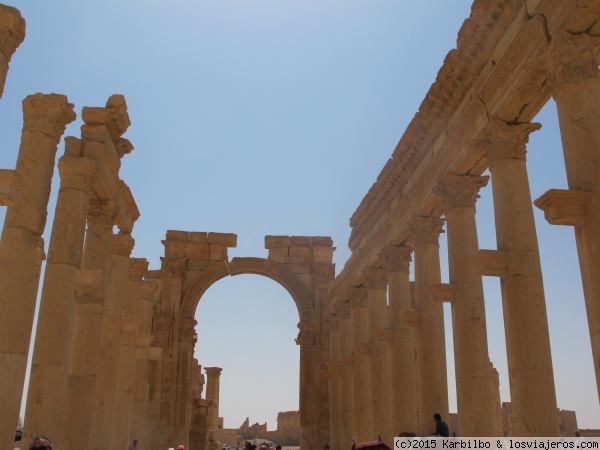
left=209, top=244, right=228, bottom=261
left=289, top=246, right=312, bottom=264
left=207, top=232, right=237, bottom=247
left=189, top=232, right=208, bottom=244
left=166, top=230, right=190, bottom=242
left=312, top=246, right=335, bottom=263
left=162, top=240, right=188, bottom=258
left=268, top=247, right=289, bottom=263
left=186, top=260, right=213, bottom=271
left=310, top=236, right=333, bottom=247
left=290, top=236, right=311, bottom=246
left=187, top=243, right=209, bottom=260
left=284, top=264, right=312, bottom=274
left=265, top=235, right=291, bottom=248
left=146, top=269, right=162, bottom=279
left=295, top=273, right=314, bottom=285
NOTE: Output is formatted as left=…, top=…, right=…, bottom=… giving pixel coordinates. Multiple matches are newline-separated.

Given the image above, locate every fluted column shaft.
left=0, top=94, right=75, bottom=448
left=90, top=233, right=135, bottom=450
left=480, top=118, right=559, bottom=436
left=329, top=324, right=341, bottom=450
left=59, top=199, right=116, bottom=450
left=25, top=151, right=97, bottom=443
left=384, top=246, right=418, bottom=435
left=338, top=304, right=354, bottom=449
left=436, top=174, right=496, bottom=436
left=408, top=216, right=448, bottom=436
left=350, top=287, right=372, bottom=441
left=548, top=30, right=600, bottom=403
left=365, top=268, right=393, bottom=443
left=205, top=366, right=223, bottom=434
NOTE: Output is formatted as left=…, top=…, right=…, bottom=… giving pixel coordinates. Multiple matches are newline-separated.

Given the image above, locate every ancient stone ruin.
left=0, top=1, right=599, bottom=450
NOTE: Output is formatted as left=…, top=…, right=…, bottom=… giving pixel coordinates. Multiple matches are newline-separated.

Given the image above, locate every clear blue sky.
left=0, top=0, right=597, bottom=433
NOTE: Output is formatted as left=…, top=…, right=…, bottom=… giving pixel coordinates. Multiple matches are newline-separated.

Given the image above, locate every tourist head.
left=575, top=431, right=582, bottom=437
left=433, top=413, right=442, bottom=422
left=177, top=446, right=185, bottom=450
left=276, top=446, right=282, bottom=450
left=29, top=436, right=53, bottom=450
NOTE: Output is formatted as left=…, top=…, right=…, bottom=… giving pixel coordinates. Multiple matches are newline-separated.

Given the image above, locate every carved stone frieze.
left=128, top=258, right=149, bottom=281
left=111, top=232, right=135, bottom=257
left=348, top=286, right=368, bottom=308
left=435, top=174, right=489, bottom=211
left=547, top=29, right=600, bottom=88
left=476, top=117, right=541, bottom=163
left=87, top=198, right=118, bottom=228
left=22, top=93, right=77, bottom=143
left=0, top=5, right=25, bottom=61
left=407, top=216, right=445, bottom=246
left=363, top=267, right=387, bottom=290
left=161, top=257, right=187, bottom=279
left=382, top=245, right=412, bottom=273
left=57, top=156, right=97, bottom=194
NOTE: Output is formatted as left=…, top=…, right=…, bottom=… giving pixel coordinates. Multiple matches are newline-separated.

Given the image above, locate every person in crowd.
left=433, top=413, right=449, bottom=437
left=29, top=436, right=53, bottom=450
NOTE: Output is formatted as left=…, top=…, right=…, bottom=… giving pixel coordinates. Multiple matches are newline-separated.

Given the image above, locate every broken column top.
left=0, top=4, right=26, bottom=61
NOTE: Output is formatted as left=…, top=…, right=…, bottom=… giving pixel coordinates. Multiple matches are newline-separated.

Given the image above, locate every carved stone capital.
left=87, top=198, right=118, bottom=229
left=111, top=232, right=135, bottom=257
left=82, top=94, right=130, bottom=143
left=128, top=257, right=149, bottom=281
left=547, top=29, right=600, bottom=89
left=161, top=257, right=186, bottom=278
left=476, top=117, right=541, bottom=163
left=58, top=156, right=96, bottom=194
left=364, top=267, right=387, bottom=290
left=348, top=286, right=368, bottom=308
left=23, top=93, right=77, bottom=143
left=382, top=245, right=412, bottom=273
left=205, top=367, right=223, bottom=378
left=407, top=216, right=445, bottom=246
left=435, top=174, right=489, bottom=211
left=0, top=5, right=25, bottom=62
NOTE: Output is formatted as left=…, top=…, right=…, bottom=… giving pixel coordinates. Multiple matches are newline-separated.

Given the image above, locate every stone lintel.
left=533, top=188, right=590, bottom=226
left=431, top=283, right=460, bottom=303
left=0, top=169, right=22, bottom=206
left=375, top=328, right=394, bottom=343
left=357, top=342, right=371, bottom=354
left=477, top=249, right=509, bottom=276
left=73, top=269, right=103, bottom=296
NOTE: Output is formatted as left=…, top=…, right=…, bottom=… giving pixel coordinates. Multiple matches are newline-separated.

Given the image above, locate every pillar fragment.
left=328, top=318, right=341, bottom=450
left=336, top=300, right=354, bottom=449
left=0, top=5, right=25, bottom=99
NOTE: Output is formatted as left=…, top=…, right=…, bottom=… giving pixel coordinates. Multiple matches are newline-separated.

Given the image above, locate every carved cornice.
left=363, top=267, right=387, bottom=290
left=111, top=233, right=135, bottom=257
left=407, top=216, right=445, bottom=246
left=476, top=117, right=541, bottom=163
left=382, top=245, right=412, bottom=273
left=547, top=29, right=600, bottom=89
left=87, top=198, right=117, bottom=229
left=435, top=174, right=489, bottom=211
left=58, top=156, right=96, bottom=194
left=161, top=257, right=187, bottom=279
left=0, top=5, right=25, bottom=62
left=23, top=94, right=77, bottom=143
left=348, top=286, right=368, bottom=308
left=128, top=258, right=149, bottom=281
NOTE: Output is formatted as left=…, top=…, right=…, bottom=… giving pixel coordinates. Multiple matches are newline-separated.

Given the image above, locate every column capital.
left=435, top=173, right=489, bottom=211
left=111, top=232, right=134, bottom=257
left=547, top=29, right=600, bottom=89
left=476, top=117, right=541, bottom=163
left=0, top=5, right=25, bottom=62
left=204, top=367, right=223, bottom=378
left=57, top=156, right=96, bottom=194
left=23, top=93, right=76, bottom=143
left=382, top=245, right=412, bottom=273
left=160, top=257, right=187, bottom=278
left=87, top=198, right=118, bottom=229
left=407, top=216, right=445, bottom=245
left=128, top=257, right=149, bottom=281
left=363, top=267, right=387, bottom=290
left=348, top=286, right=368, bottom=308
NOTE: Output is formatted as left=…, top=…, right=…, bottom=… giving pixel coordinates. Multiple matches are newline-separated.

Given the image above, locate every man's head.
left=177, top=446, right=185, bottom=450
left=575, top=431, right=582, bottom=437
left=29, top=436, right=53, bottom=450
left=433, top=413, right=442, bottom=422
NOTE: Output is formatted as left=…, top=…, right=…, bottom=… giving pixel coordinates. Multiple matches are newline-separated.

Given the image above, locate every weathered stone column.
left=478, top=118, right=559, bottom=436
left=25, top=149, right=97, bottom=442
left=174, top=318, right=198, bottom=448
left=59, top=198, right=116, bottom=450
left=535, top=30, right=600, bottom=403
left=205, top=367, right=223, bottom=435
left=350, top=286, right=372, bottom=442
left=364, top=268, right=393, bottom=443
left=110, top=258, right=149, bottom=449
left=434, top=174, right=497, bottom=436
left=337, top=300, right=354, bottom=449
left=408, top=215, right=449, bottom=436
left=383, top=246, right=418, bottom=435
left=328, top=318, right=341, bottom=450
left=89, top=232, right=135, bottom=450
left=0, top=94, right=75, bottom=448
left=0, top=5, right=25, bottom=99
